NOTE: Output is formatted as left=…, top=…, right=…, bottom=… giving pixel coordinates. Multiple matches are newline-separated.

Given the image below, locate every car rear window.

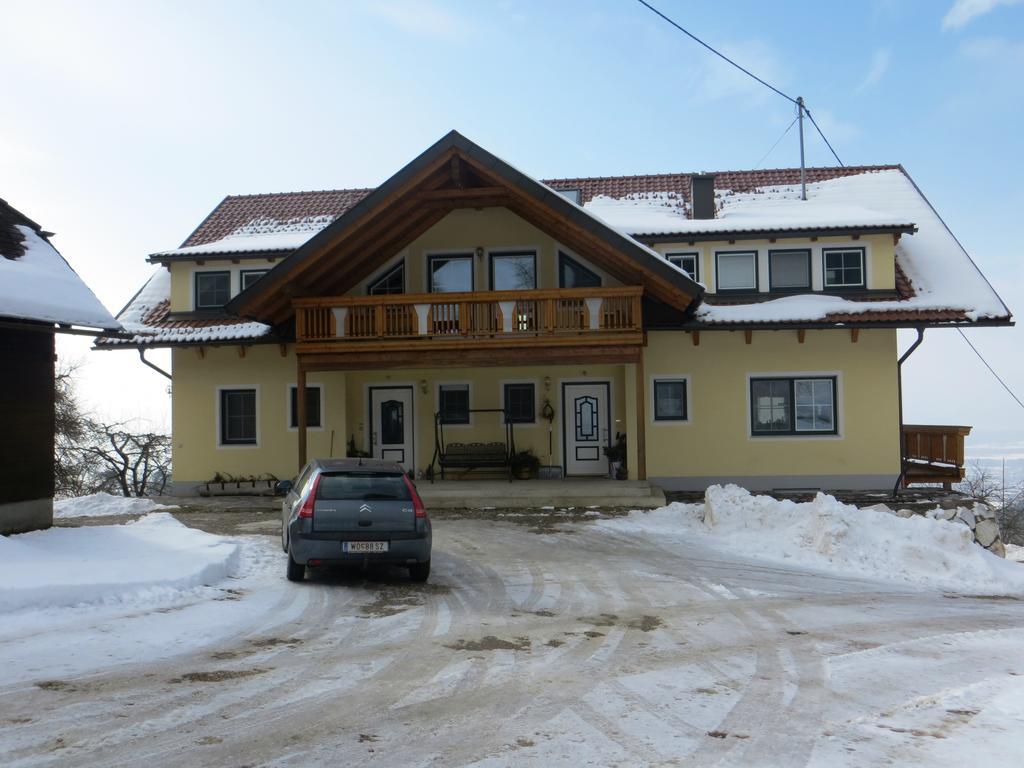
left=316, top=472, right=411, bottom=501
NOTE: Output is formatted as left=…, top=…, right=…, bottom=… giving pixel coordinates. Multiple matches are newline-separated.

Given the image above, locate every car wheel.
left=409, top=560, right=430, bottom=583
left=286, top=551, right=305, bottom=582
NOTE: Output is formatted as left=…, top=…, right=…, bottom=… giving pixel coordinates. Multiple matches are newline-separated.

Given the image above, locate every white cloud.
left=371, top=0, right=476, bottom=40
left=855, top=48, right=891, bottom=92
left=943, top=0, right=1023, bottom=29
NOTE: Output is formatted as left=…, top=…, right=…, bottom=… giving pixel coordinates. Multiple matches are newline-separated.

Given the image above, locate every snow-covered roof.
left=695, top=169, right=1009, bottom=324
left=100, top=268, right=272, bottom=347
left=0, top=223, right=120, bottom=330
left=151, top=215, right=336, bottom=258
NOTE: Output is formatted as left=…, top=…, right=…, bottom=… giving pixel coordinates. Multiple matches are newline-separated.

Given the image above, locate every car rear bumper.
left=288, top=525, right=431, bottom=565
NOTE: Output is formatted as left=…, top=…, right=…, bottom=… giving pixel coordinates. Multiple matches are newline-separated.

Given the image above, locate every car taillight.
left=403, top=476, right=427, bottom=519
left=297, top=475, right=321, bottom=519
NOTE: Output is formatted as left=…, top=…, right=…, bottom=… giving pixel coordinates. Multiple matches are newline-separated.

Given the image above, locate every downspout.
left=897, top=329, right=929, bottom=499
left=138, top=348, right=172, bottom=380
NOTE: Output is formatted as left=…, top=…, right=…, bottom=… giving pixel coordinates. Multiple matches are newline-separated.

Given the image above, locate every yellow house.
left=100, top=132, right=1012, bottom=494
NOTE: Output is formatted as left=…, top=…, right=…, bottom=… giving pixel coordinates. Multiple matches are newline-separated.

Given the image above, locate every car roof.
left=309, top=457, right=406, bottom=474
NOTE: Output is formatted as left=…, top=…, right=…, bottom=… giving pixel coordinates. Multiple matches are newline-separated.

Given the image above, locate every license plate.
left=343, top=541, right=389, bottom=554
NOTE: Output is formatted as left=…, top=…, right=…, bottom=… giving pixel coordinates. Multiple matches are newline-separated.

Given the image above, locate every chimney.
left=690, top=174, right=716, bottom=220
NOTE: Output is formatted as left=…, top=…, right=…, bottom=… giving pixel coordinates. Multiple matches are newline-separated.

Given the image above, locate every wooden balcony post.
left=635, top=353, right=647, bottom=481
left=374, top=304, right=385, bottom=338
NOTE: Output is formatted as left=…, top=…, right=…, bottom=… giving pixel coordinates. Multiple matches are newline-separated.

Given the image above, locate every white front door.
left=370, top=387, right=414, bottom=472
left=563, top=382, right=611, bottom=476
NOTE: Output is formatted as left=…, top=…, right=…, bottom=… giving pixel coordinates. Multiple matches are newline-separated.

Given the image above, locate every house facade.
left=1, top=199, right=121, bottom=533
left=101, top=132, right=1012, bottom=494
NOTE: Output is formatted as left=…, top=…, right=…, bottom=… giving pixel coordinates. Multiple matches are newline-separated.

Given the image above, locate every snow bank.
left=54, top=492, right=178, bottom=518
left=599, top=485, right=1024, bottom=594
left=0, top=513, right=240, bottom=613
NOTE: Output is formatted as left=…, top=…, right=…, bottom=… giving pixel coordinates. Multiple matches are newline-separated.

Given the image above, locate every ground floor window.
left=289, top=385, right=322, bottom=429
left=653, top=378, right=688, bottom=421
left=503, top=382, right=536, bottom=423
left=220, top=388, right=257, bottom=445
left=750, top=376, right=837, bottom=436
left=438, top=384, right=470, bottom=424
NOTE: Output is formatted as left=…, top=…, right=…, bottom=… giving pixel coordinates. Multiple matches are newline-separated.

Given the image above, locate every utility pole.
left=797, top=96, right=807, bottom=201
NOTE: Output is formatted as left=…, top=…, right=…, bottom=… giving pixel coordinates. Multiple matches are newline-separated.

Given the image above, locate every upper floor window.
left=429, top=254, right=473, bottom=293
left=750, top=376, right=837, bottom=436
left=667, top=252, right=699, bottom=282
left=368, top=262, right=405, bottom=295
left=716, top=251, right=758, bottom=292
left=555, top=188, right=581, bottom=204
left=240, top=269, right=268, bottom=291
left=559, top=252, right=601, bottom=289
left=195, top=271, right=231, bottom=309
left=823, top=248, right=865, bottom=289
left=768, top=249, right=811, bottom=292
left=491, top=251, right=537, bottom=291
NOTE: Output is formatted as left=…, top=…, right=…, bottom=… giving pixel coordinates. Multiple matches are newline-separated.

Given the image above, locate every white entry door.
left=563, top=382, right=611, bottom=476
left=370, top=387, right=414, bottom=472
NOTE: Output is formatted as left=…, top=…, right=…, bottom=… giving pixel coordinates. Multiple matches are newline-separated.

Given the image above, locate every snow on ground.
left=1007, top=543, right=1024, bottom=563
left=0, top=513, right=238, bottom=613
left=53, top=491, right=178, bottom=518
left=599, top=484, right=1024, bottom=594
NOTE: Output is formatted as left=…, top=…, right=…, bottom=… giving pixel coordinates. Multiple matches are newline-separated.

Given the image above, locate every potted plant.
left=511, top=449, right=541, bottom=480
left=603, top=433, right=627, bottom=480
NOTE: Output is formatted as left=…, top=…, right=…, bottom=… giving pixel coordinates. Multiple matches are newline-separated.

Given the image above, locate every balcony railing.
left=902, top=424, right=971, bottom=489
left=294, top=287, right=644, bottom=345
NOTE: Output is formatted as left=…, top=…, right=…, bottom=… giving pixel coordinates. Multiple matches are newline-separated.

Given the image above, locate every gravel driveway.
left=5, top=510, right=1024, bottom=766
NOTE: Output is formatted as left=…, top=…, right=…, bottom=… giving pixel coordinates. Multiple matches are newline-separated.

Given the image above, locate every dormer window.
left=823, top=248, right=866, bottom=289
left=715, top=251, right=758, bottom=292
left=194, top=271, right=230, bottom=309
left=667, top=252, right=699, bottom=282
left=555, top=188, right=581, bottom=204
left=368, top=262, right=405, bottom=295
left=768, top=249, right=811, bottom=292
left=240, top=269, right=268, bottom=291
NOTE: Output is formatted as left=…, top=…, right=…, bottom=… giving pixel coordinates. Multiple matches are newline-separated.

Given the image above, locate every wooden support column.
left=635, top=353, right=647, bottom=481
left=297, top=364, right=308, bottom=471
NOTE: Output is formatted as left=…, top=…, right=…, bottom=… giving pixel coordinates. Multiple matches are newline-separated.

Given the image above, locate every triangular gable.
left=227, top=130, right=703, bottom=325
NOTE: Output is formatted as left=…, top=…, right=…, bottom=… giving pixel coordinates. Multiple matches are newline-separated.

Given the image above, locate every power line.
left=957, top=328, right=1024, bottom=411
left=633, top=0, right=796, bottom=105
left=634, top=0, right=846, bottom=168
left=755, top=116, right=798, bottom=168
left=804, top=107, right=844, bottom=166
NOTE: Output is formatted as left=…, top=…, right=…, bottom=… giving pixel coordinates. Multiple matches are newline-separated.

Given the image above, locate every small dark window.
left=316, top=472, right=411, bottom=501
left=554, top=188, right=581, bottom=204
left=429, top=254, right=473, bottom=293
left=750, top=377, right=837, bottom=436
left=667, top=253, right=699, bottom=282
left=438, top=384, right=470, bottom=424
left=716, top=251, right=758, bottom=291
left=491, top=251, right=537, bottom=291
left=220, top=389, right=256, bottom=445
left=769, top=250, right=811, bottom=291
left=289, top=386, right=322, bottom=429
left=653, top=379, right=687, bottom=421
left=558, top=252, right=601, bottom=288
left=195, top=271, right=231, bottom=309
left=240, top=270, right=268, bottom=291
left=368, top=262, right=405, bottom=295
left=823, top=248, right=865, bottom=289
left=503, top=383, right=536, bottom=424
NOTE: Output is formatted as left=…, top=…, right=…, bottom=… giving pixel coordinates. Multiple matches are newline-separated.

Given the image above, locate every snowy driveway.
left=3, top=513, right=1024, bottom=767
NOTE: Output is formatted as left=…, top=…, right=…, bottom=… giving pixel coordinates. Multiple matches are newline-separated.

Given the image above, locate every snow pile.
left=0, top=225, right=120, bottom=329
left=0, top=513, right=240, bottom=613
left=599, top=485, right=1024, bottom=594
left=54, top=492, right=178, bottom=518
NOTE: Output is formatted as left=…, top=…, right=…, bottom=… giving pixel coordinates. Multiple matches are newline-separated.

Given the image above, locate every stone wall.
left=863, top=499, right=1005, bottom=557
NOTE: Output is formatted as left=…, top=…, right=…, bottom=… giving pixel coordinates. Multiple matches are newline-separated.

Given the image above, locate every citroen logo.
left=359, top=503, right=372, bottom=514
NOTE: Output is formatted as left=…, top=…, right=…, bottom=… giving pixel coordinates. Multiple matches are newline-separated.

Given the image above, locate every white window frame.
left=286, top=383, right=325, bottom=432
left=822, top=247, right=867, bottom=289
left=666, top=252, right=700, bottom=283
left=715, top=250, right=759, bottom=292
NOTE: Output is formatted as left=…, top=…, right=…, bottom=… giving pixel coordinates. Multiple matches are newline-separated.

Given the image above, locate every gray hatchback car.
left=281, top=458, right=432, bottom=583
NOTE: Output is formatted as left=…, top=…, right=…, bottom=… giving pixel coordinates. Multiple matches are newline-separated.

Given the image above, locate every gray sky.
left=3, top=0, right=1022, bottom=456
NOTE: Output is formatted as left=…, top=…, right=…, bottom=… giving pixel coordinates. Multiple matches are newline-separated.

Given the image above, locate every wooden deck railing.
left=902, top=424, right=972, bottom=489
left=294, top=287, right=644, bottom=345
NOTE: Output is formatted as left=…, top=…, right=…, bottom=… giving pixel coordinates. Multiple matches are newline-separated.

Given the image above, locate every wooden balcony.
left=902, top=424, right=971, bottom=489
left=294, top=287, right=644, bottom=357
